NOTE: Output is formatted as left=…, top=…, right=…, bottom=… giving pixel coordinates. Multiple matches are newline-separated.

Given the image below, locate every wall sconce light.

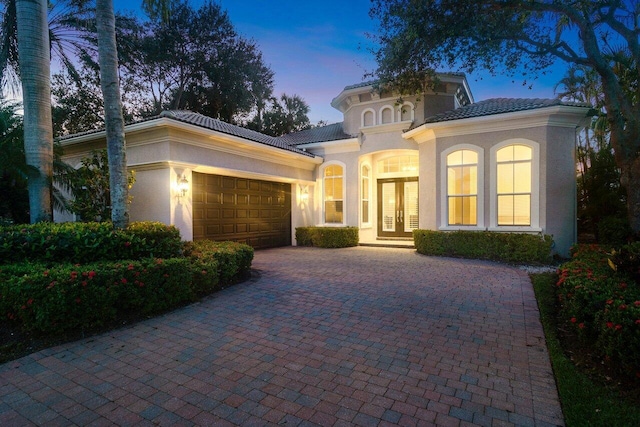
left=299, top=184, right=309, bottom=203
left=177, top=174, right=189, bottom=198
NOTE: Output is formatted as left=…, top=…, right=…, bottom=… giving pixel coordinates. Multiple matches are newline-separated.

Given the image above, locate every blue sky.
left=114, top=0, right=569, bottom=124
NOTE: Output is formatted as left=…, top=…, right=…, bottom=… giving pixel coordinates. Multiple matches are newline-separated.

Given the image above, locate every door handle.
left=397, top=210, right=400, bottom=223
left=400, top=210, right=403, bottom=223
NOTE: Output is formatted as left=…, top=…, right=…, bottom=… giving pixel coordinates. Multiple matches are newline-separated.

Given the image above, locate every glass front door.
left=377, top=178, right=418, bottom=238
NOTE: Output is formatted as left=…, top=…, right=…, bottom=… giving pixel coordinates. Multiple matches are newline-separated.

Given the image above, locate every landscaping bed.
left=0, top=221, right=253, bottom=363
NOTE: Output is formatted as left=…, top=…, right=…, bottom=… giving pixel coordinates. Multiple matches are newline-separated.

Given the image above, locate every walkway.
left=0, top=246, right=563, bottom=426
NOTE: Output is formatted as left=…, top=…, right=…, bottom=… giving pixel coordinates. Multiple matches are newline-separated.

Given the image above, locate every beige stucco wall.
left=55, top=120, right=320, bottom=243
left=404, top=114, right=582, bottom=256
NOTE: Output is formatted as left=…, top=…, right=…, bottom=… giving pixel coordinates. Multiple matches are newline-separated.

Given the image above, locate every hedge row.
left=184, top=240, right=254, bottom=284
left=0, top=221, right=183, bottom=264
left=413, top=229, right=554, bottom=264
left=0, top=221, right=254, bottom=335
left=0, top=258, right=198, bottom=334
left=295, top=227, right=359, bottom=248
left=556, top=244, right=640, bottom=376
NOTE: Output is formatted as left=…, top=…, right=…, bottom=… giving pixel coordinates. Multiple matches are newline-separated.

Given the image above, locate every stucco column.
left=418, top=140, right=438, bottom=230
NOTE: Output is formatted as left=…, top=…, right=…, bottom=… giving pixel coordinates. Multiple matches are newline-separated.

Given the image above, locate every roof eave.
left=59, top=117, right=323, bottom=163
left=403, top=104, right=593, bottom=143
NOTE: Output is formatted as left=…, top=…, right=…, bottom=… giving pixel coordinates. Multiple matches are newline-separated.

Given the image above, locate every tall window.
left=496, top=145, right=532, bottom=225
left=361, top=165, right=370, bottom=224
left=324, top=164, right=343, bottom=223
left=447, top=150, right=478, bottom=225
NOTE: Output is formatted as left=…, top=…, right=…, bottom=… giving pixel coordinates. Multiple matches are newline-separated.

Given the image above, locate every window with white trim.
left=496, top=145, right=532, bottom=226
left=324, top=164, right=344, bottom=223
left=362, top=109, right=375, bottom=127
left=361, top=164, right=370, bottom=224
left=380, top=106, right=393, bottom=124
left=446, top=150, right=478, bottom=226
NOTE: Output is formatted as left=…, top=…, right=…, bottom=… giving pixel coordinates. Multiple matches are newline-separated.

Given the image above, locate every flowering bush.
left=0, top=258, right=196, bottom=334
left=0, top=241, right=254, bottom=336
left=557, top=244, right=640, bottom=375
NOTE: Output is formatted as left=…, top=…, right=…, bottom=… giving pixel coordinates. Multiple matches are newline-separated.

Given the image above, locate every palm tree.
left=95, top=0, right=169, bottom=229
left=95, top=0, right=128, bottom=229
left=14, top=0, right=53, bottom=222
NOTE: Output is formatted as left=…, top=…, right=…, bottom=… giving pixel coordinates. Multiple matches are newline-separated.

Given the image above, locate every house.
left=56, top=73, right=592, bottom=256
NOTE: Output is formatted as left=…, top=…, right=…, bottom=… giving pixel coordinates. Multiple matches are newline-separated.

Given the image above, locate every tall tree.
left=556, top=65, right=628, bottom=242
left=14, top=0, right=53, bottom=222
left=122, top=1, right=274, bottom=122
left=93, top=0, right=170, bottom=229
left=95, top=0, right=128, bottom=228
left=370, top=0, right=640, bottom=235
left=247, top=94, right=312, bottom=136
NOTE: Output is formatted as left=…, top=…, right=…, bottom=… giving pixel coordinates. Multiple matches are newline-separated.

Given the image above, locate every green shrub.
left=610, top=242, right=640, bottom=284
left=295, top=227, right=359, bottom=248
left=413, top=229, right=554, bottom=264
left=183, top=240, right=254, bottom=285
left=557, top=244, right=640, bottom=376
left=0, top=258, right=204, bottom=335
left=0, top=221, right=183, bottom=264
left=597, top=216, right=633, bottom=245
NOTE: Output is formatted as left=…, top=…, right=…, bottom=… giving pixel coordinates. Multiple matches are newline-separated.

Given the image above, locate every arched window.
left=380, top=106, right=393, bottom=124
left=399, top=102, right=414, bottom=122
left=362, top=109, right=375, bottom=127
left=324, top=164, right=344, bottom=223
left=361, top=164, right=370, bottom=225
left=446, top=150, right=478, bottom=226
left=496, top=145, right=532, bottom=226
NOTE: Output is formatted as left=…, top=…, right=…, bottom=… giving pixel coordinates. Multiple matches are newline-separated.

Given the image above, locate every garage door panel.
left=222, top=193, right=235, bottom=204
left=193, top=172, right=291, bottom=249
left=206, top=224, right=221, bottom=234
left=206, top=193, right=221, bottom=204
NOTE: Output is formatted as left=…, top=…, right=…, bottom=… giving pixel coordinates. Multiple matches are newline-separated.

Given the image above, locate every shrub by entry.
left=413, top=229, right=554, bottom=264
left=295, top=227, right=359, bottom=248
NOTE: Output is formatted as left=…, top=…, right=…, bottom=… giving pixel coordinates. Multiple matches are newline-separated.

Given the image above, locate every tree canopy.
left=247, top=94, right=312, bottom=136
left=370, top=0, right=640, bottom=235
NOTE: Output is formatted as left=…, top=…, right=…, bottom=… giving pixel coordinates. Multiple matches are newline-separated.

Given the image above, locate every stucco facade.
left=57, top=74, right=591, bottom=256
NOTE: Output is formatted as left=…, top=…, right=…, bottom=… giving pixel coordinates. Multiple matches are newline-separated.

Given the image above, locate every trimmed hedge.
left=413, top=229, right=554, bottom=264
left=0, top=221, right=183, bottom=264
left=184, top=240, right=254, bottom=285
left=295, top=226, right=359, bottom=248
left=0, top=219, right=254, bottom=335
left=0, top=258, right=198, bottom=334
left=556, top=244, right=640, bottom=376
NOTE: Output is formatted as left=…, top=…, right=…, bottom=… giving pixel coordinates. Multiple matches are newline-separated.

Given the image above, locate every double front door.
left=377, top=178, right=418, bottom=238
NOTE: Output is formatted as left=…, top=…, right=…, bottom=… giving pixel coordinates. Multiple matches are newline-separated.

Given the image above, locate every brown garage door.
left=192, top=173, right=291, bottom=249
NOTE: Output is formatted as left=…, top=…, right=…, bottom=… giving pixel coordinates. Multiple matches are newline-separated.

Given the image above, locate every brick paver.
left=0, top=246, right=564, bottom=426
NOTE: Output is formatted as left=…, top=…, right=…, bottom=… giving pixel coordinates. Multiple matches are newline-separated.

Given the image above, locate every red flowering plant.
left=557, top=244, right=640, bottom=375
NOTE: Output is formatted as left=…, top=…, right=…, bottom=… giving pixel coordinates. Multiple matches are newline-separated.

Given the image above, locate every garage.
left=192, top=173, right=292, bottom=249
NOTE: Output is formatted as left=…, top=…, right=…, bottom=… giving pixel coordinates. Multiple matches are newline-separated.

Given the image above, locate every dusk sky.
left=114, top=0, right=570, bottom=124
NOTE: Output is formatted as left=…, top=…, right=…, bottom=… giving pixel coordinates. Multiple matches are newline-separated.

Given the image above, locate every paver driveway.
left=0, top=246, right=563, bottom=426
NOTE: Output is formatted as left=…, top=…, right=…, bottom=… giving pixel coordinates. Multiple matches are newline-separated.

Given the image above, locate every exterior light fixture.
left=300, top=184, right=309, bottom=201
left=177, top=175, right=189, bottom=197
